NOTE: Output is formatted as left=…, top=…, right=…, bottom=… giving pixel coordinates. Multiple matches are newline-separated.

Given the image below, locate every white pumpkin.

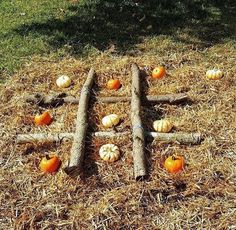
left=56, top=75, right=71, bottom=88
left=102, top=114, right=120, bottom=128
left=99, top=144, right=120, bottom=162
left=206, top=69, right=223, bottom=80
left=153, top=119, right=173, bottom=133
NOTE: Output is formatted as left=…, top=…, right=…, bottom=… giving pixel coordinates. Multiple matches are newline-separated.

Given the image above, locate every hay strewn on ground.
left=0, top=36, right=236, bottom=229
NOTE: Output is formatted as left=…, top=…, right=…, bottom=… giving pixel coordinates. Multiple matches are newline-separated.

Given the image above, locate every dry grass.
left=1, top=36, right=236, bottom=229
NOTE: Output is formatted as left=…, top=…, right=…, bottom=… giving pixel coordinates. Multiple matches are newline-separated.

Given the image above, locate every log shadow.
left=81, top=138, right=100, bottom=180
left=20, top=141, right=60, bottom=155
left=139, top=68, right=150, bottom=97
left=173, top=98, right=194, bottom=107
left=140, top=70, right=162, bottom=180
left=140, top=67, right=164, bottom=132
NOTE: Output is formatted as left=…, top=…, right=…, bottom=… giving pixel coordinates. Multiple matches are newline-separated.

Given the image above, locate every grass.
left=0, top=0, right=72, bottom=77
left=1, top=0, right=235, bottom=79
left=0, top=0, right=236, bottom=229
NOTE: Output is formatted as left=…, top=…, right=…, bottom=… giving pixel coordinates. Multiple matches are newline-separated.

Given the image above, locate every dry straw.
left=0, top=38, right=236, bottom=229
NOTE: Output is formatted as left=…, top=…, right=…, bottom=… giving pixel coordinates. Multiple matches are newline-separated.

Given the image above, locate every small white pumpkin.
left=153, top=119, right=173, bottom=133
left=206, top=69, right=223, bottom=80
left=56, top=75, right=71, bottom=88
left=99, top=144, right=120, bottom=162
left=102, top=114, right=120, bottom=128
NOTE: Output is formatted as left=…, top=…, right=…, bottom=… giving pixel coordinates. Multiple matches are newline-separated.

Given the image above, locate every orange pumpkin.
left=152, top=66, right=166, bottom=79
left=164, top=155, right=184, bottom=173
left=107, top=79, right=121, bottom=90
left=39, top=154, right=61, bottom=173
left=34, top=111, right=52, bottom=126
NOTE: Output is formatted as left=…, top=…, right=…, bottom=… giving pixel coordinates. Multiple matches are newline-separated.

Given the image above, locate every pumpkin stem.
left=172, top=155, right=177, bottom=161
left=45, top=154, right=51, bottom=160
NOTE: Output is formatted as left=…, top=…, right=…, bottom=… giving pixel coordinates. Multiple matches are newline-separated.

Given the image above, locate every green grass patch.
left=0, top=0, right=235, bottom=79
left=0, top=0, right=73, bottom=76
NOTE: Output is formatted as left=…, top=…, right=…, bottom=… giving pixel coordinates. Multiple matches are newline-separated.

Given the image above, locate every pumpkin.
left=153, top=119, right=173, bottom=133
left=34, top=111, right=52, bottom=126
left=206, top=69, right=223, bottom=80
left=39, top=154, right=61, bottom=173
left=152, top=66, right=166, bottom=79
left=164, top=155, right=184, bottom=173
left=107, top=79, right=121, bottom=90
left=99, top=144, right=120, bottom=162
left=56, top=75, right=71, bottom=88
left=102, top=114, right=120, bottom=128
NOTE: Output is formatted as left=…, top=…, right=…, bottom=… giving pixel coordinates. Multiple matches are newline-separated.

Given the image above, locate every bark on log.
left=99, top=93, right=189, bottom=104
left=25, top=93, right=189, bottom=107
left=17, top=131, right=203, bottom=144
left=16, top=131, right=130, bottom=144
left=64, top=68, right=95, bottom=177
left=146, top=132, right=202, bottom=144
left=25, top=93, right=79, bottom=107
left=93, top=131, right=130, bottom=138
left=131, top=63, right=147, bottom=180
left=16, top=133, right=74, bottom=143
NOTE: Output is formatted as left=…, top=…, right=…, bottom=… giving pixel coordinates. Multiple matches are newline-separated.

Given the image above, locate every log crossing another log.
left=63, top=68, right=95, bottom=177
left=17, top=132, right=202, bottom=145
left=17, top=132, right=130, bottom=143
left=19, top=64, right=203, bottom=181
left=25, top=93, right=190, bottom=106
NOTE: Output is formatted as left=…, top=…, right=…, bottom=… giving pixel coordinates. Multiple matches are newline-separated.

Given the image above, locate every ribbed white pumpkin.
left=102, top=114, right=120, bottom=128
left=56, top=75, right=71, bottom=88
left=153, top=119, right=173, bottom=133
left=206, top=69, right=223, bottom=80
left=99, top=144, right=120, bottom=162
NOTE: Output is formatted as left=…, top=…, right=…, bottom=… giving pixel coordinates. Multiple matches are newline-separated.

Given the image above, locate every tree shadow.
left=13, top=0, right=235, bottom=56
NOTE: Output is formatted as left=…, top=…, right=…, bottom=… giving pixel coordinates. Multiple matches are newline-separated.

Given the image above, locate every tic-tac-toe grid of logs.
left=17, top=63, right=203, bottom=180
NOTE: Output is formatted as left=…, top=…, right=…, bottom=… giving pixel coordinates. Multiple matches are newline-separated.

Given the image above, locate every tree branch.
left=17, top=131, right=203, bottom=145
left=63, top=68, right=95, bottom=177
left=131, top=63, right=147, bottom=180
left=25, top=93, right=190, bottom=106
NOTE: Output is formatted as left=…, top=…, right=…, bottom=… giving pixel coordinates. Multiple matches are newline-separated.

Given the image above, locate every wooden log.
left=16, top=131, right=130, bottom=144
left=25, top=93, right=189, bottom=107
left=99, top=96, right=129, bottom=103
left=99, top=93, right=189, bottom=104
left=146, top=132, right=202, bottom=144
left=93, top=131, right=130, bottom=138
left=17, top=132, right=202, bottom=144
left=64, top=68, right=95, bottom=177
left=131, top=63, right=147, bottom=180
left=25, top=93, right=79, bottom=107
left=16, top=133, right=74, bottom=143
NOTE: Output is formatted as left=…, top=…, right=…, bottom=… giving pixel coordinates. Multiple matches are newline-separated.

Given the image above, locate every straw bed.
left=0, top=37, right=236, bottom=228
